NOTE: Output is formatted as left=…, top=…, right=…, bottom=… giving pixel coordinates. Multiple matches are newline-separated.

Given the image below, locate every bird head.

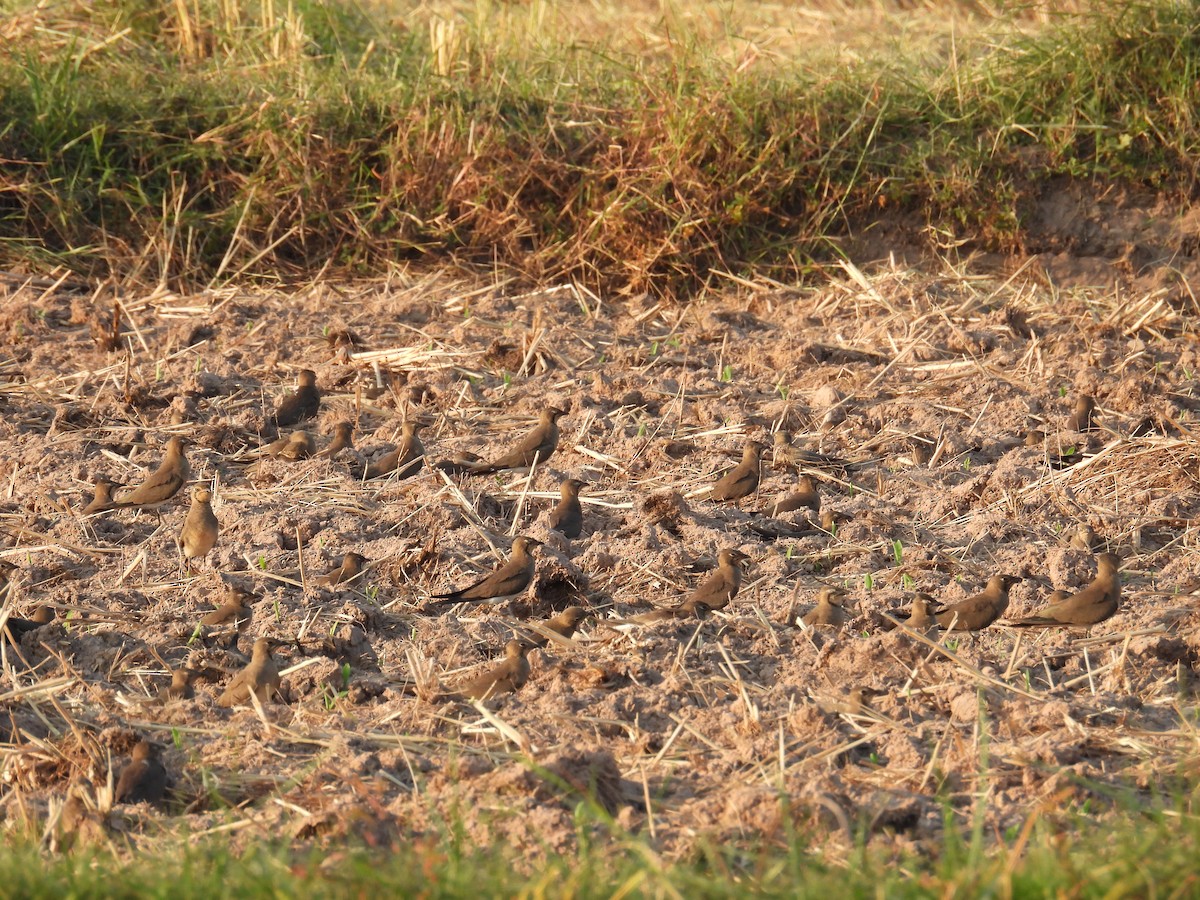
left=297, top=369, right=318, bottom=387
left=560, top=606, right=588, bottom=626
left=514, top=536, right=543, bottom=554
left=820, top=586, right=849, bottom=607
left=562, top=478, right=588, bottom=494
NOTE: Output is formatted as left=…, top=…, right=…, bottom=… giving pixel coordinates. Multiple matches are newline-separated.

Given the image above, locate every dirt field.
left=1, top=258, right=1198, bottom=861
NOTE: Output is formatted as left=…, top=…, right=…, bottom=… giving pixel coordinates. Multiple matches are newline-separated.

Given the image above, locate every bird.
left=624, top=548, right=749, bottom=622
left=57, top=782, right=106, bottom=848
left=273, top=368, right=320, bottom=428
left=82, top=476, right=121, bottom=515
left=217, top=637, right=282, bottom=707
left=200, top=586, right=255, bottom=629
left=1, top=605, right=53, bottom=645
left=158, top=668, right=195, bottom=702
left=0, top=560, right=17, bottom=598
left=317, top=551, right=369, bottom=588
left=798, top=587, right=852, bottom=630
left=772, top=431, right=849, bottom=471
left=1069, top=394, right=1096, bottom=432
left=318, top=420, right=355, bottom=458
left=114, top=740, right=167, bottom=805
left=1005, top=553, right=1121, bottom=627
left=905, top=593, right=941, bottom=637
left=429, top=536, right=541, bottom=606
left=1070, top=523, right=1099, bottom=552
left=452, top=640, right=531, bottom=700
left=178, top=485, right=218, bottom=569
left=548, top=478, right=588, bottom=538
left=767, top=475, right=821, bottom=516
left=521, top=606, right=588, bottom=648
left=935, top=574, right=1022, bottom=630
left=112, top=436, right=190, bottom=512
left=468, top=407, right=565, bottom=474
left=365, top=421, right=425, bottom=479
left=276, top=430, right=316, bottom=461
left=710, top=440, right=765, bottom=502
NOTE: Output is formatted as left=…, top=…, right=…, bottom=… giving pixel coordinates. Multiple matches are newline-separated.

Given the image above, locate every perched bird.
left=429, top=536, right=541, bottom=606
left=317, top=552, right=369, bottom=588
left=158, top=668, right=195, bottom=702
left=273, top=368, right=320, bottom=428
left=1023, top=429, right=1045, bottom=448
left=548, top=478, right=588, bottom=539
left=365, top=421, right=425, bottom=479
left=0, top=560, right=17, bottom=598
left=318, top=420, right=355, bottom=458
left=936, top=574, right=1022, bottom=631
left=179, top=486, right=218, bottom=569
left=798, top=586, right=852, bottom=630
left=276, top=430, right=316, bottom=461
left=709, top=440, right=765, bottom=502
left=200, top=586, right=255, bottom=629
left=772, top=431, right=849, bottom=470
left=114, top=740, right=167, bottom=805
left=1070, top=523, right=1099, bottom=552
left=905, top=593, right=941, bottom=637
left=1, top=605, right=53, bottom=644
left=217, top=637, right=281, bottom=707
left=522, top=605, right=588, bottom=648
left=626, top=548, right=749, bottom=622
left=112, top=436, right=190, bottom=512
left=469, top=407, right=565, bottom=475
left=767, top=475, right=821, bottom=516
left=82, top=477, right=121, bottom=515
left=1006, top=553, right=1121, bottom=627
left=57, top=782, right=106, bottom=849
left=452, top=640, right=531, bottom=700
left=1069, top=394, right=1096, bottom=432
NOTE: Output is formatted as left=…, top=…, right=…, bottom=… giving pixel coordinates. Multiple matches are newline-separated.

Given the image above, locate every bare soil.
left=1, top=255, right=1199, bottom=862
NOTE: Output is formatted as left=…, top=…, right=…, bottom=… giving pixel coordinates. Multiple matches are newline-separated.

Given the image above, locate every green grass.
left=0, top=0, right=1195, bottom=296
left=0, top=0, right=1196, bottom=296
left=10, top=796, right=1200, bottom=898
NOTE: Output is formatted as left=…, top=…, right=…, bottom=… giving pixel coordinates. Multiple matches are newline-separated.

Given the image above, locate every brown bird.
left=936, top=574, right=1022, bottom=631
left=317, top=551, right=369, bottom=588
left=905, top=593, right=941, bottom=637
left=57, top=782, right=106, bottom=849
left=429, top=536, right=541, bottom=606
left=114, top=740, right=167, bottom=805
left=277, top=430, right=316, bottom=461
left=710, top=440, right=765, bottom=502
left=1023, top=429, right=1045, bottom=448
left=1069, top=394, right=1096, bottom=432
left=112, top=436, right=190, bottom=511
left=217, top=637, right=282, bottom=707
left=82, top=476, right=121, bottom=515
left=799, top=586, right=852, bottom=630
left=200, top=586, right=255, bottom=628
left=1006, top=553, right=1121, bottom=627
left=318, top=420, right=355, bottom=458
left=522, top=605, right=588, bottom=648
left=365, top=420, right=425, bottom=479
left=1069, top=523, right=1099, bottom=552
left=0, top=560, right=17, bottom=598
left=627, top=548, right=750, bottom=622
left=1, top=605, right=53, bottom=645
left=179, top=485, right=218, bottom=569
left=452, top=640, right=531, bottom=700
left=469, top=407, right=565, bottom=474
left=548, top=478, right=588, bottom=538
left=767, top=475, right=821, bottom=516
left=772, top=431, right=849, bottom=470
left=158, top=667, right=195, bottom=702
left=273, top=368, right=320, bottom=428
